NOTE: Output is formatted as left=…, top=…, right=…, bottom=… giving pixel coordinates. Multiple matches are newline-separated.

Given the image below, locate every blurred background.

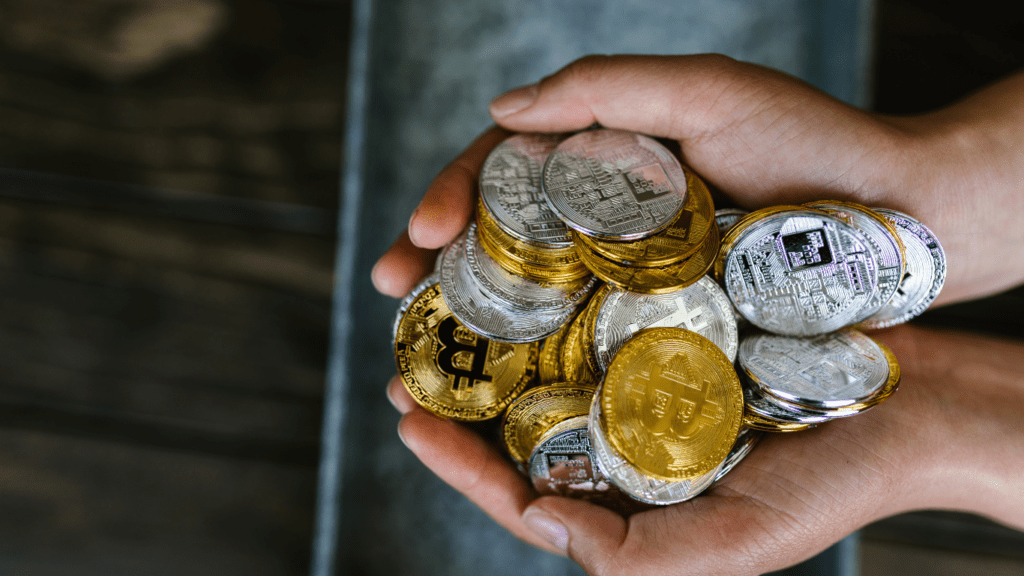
left=0, top=0, right=1020, bottom=575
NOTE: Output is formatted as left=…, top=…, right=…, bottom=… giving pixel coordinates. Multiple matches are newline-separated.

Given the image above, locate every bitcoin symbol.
left=435, top=316, right=492, bottom=395
left=634, top=354, right=722, bottom=439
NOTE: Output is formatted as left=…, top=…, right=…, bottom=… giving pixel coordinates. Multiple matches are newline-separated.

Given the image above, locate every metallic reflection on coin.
left=860, top=209, right=946, bottom=329
left=479, top=133, right=572, bottom=246
left=739, top=329, right=890, bottom=409
left=538, top=324, right=570, bottom=385
left=593, top=276, right=738, bottom=370
left=714, top=427, right=761, bottom=483
left=715, top=208, right=749, bottom=237
left=543, top=129, right=687, bottom=240
left=440, top=231, right=575, bottom=343
left=721, top=209, right=882, bottom=336
left=394, top=284, right=537, bottom=421
left=588, top=389, right=721, bottom=505
left=528, top=416, right=616, bottom=499
left=391, top=272, right=439, bottom=349
left=465, top=223, right=595, bottom=311
left=502, top=385, right=594, bottom=465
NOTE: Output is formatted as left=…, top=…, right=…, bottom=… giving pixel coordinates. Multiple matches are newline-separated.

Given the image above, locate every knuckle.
left=557, top=54, right=615, bottom=87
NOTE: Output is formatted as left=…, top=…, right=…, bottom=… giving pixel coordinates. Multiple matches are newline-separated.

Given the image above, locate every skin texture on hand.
left=372, top=54, right=1024, bottom=575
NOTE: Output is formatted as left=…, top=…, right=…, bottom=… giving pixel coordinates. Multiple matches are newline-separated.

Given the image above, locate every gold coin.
left=501, top=385, right=595, bottom=464
left=395, top=284, right=538, bottom=421
left=581, top=287, right=606, bottom=376
left=742, top=411, right=817, bottom=433
left=562, top=306, right=599, bottom=386
left=601, top=327, right=743, bottom=481
left=714, top=205, right=823, bottom=279
left=575, top=223, right=719, bottom=294
left=477, top=200, right=583, bottom=268
left=538, top=324, right=570, bottom=385
left=578, top=172, right=715, bottom=267
left=477, top=221, right=592, bottom=283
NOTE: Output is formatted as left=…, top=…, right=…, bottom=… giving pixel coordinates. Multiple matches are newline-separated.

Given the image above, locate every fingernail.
left=490, top=83, right=538, bottom=118
left=522, top=509, right=568, bottom=554
left=386, top=379, right=414, bottom=414
left=408, top=208, right=424, bottom=247
left=397, top=420, right=410, bottom=449
left=370, top=260, right=386, bottom=292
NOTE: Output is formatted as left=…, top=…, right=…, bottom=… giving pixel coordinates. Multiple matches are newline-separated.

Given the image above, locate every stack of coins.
left=737, top=329, right=901, bottom=432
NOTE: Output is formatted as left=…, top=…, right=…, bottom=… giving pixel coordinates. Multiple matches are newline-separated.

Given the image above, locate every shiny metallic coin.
left=588, top=388, right=722, bottom=505
left=502, top=385, right=595, bottom=465
left=538, top=324, right=570, bottom=385
left=465, top=223, right=595, bottom=312
left=391, top=272, right=440, bottom=350
left=805, top=201, right=906, bottom=322
left=440, top=231, right=575, bottom=343
left=742, top=384, right=832, bottom=424
left=528, top=416, right=618, bottom=499
left=738, top=329, right=891, bottom=410
left=476, top=198, right=583, bottom=269
left=742, top=411, right=817, bottom=433
left=543, top=129, right=688, bottom=241
left=715, top=208, right=749, bottom=237
left=593, top=276, right=739, bottom=371
left=860, top=209, right=946, bottom=329
left=479, top=133, right=573, bottom=247
left=394, top=284, right=537, bottom=421
left=721, top=208, right=882, bottom=336
left=713, top=428, right=761, bottom=483
left=560, top=285, right=612, bottom=385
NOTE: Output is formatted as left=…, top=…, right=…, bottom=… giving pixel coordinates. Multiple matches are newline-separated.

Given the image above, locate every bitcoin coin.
left=714, top=205, right=811, bottom=280
left=561, top=286, right=611, bottom=385
left=714, top=207, right=749, bottom=237
left=528, top=416, right=617, bottom=499
left=440, top=231, right=576, bottom=342
left=720, top=208, right=882, bottom=336
left=575, top=222, right=719, bottom=294
left=601, top=328, right=743, bottom=481
left=391, top=272, right=440, bottom=350
left=860, top=208, right=946, bottom=329
left=502, top=385, right=595, bottom=465
left=543, top=129, right=688, bottom=240
left=479, top=133, right=573, bottom=247
left=538, top=324, right=570, bottom=385
left=593, top=276, right=739, bottom=370
left=477, top=201, right=583, bottom=269
left=806, top=201, right=906, bottom=322
left=577, top=171, right=714, bottom=267
left=395, top=284, right=537, bottom=421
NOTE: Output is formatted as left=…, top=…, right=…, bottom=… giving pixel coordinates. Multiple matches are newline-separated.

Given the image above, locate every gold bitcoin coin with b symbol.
left=395, top=284, right=538, bottom=421
left=601, top=328, right=743, bottom=481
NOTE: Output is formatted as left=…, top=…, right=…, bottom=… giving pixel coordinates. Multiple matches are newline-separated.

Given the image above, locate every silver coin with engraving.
left=440, top=231, right=575, bottom=343
left=464, top=223, right=595, bottom=312
left=713, top=427, right=762, bottom=483
left=528, top=415, right=616, bottom=498
left=722, top=209, right=882, bottom=336
left=738, top=329, right=890, bottom=409
left=587, top=389, right=721, bottom=505
left=860, top=208, right=946, bottom=329
left=593, top=276, right=739, bottom=370
left=542, top=129, right=688, bottom=241
left=806, top=202, right=905, bottom=322
left=391, top=272, right=440, bottom=349
left=715, top=208, right=749, bottom=237
left=479, top=133, right=573, bottom=247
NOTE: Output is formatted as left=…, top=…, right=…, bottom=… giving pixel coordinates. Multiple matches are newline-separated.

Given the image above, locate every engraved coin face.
left=715, top=208, right=749, bottom=237
left=543, top=129, right=688, bottom=240
left=577, top=171, right=714, bottom=266
left=440, top=231, right=575, bottom=342
left=738, top=329, right=890, bottom=409
left=593, top=276, right=739, bottom=371
left=392, top=272, right=440, bottom=349
left=601, top=328, right=743, bottom=481
left=479, top=133, right=572, bottom=246
left=465, top=223, right=595, bottom=312
left=502, top=385, right=595, bottom=464
left=528, top=417, right=616, bottom=498
left=860, top=209, right=946, bottom=329
left=806, top=201, right=905, bottom=322
left=721, top=209, right=882, bottom=336
left=394, top=284, right=537, bottom=421
left=588, top=388, right=722, bottom=504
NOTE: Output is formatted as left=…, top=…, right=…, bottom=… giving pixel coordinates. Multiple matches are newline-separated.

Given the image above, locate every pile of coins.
left=392, top=128, right=946, bottom=509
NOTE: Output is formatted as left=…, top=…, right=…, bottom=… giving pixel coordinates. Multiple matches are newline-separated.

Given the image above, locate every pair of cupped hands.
left=372, top=55, right=1024, bottom=575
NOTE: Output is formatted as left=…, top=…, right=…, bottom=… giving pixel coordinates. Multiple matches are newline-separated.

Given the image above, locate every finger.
left=408, top=126, right=510, bottom=249
left=371, top=228, right=437, bottom=298
left=397, top=409, right=560, bottom=554
left=386, top=375, right=417, bottom=415
left=522, top=497, right=626, bottom=573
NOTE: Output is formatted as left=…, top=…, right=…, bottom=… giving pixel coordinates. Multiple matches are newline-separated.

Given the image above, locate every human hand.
left=387, top=324, right=1024, bottom=575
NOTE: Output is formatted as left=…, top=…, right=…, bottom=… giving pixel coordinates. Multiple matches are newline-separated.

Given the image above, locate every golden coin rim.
left=501, top=385, right=595, bottom=464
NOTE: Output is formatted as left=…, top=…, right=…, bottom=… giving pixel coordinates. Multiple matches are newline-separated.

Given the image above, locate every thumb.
left=521, top=496, right=627, bottom=575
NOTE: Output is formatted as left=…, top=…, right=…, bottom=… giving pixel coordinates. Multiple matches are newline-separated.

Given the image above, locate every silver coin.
left=391, top=272, right=440, bottom=349
left=464, top=223, right=595, bottom=312
left=592, top=276, right=739, bottom=370
left=722, top=209, right=882, bottom=336
left=586, top=388, right=721, bottom=505
left=738, top=329, right=890, bottom=409
left=742, top=382, right=832, bottom=424
left=542, top=129, right=687, bottom=241
left=807, top=202, right=905, bottom=322
left=528, top=416, right=616, bottom=498
left=439, top=230, right=574, bottom=343
left=715, top=208, right=749, bottom=237
left=713, top=427, right=761, bottom=483
left=479, top=133, right=572, bottom=247
left=860, top=209, right=946, bottom=329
